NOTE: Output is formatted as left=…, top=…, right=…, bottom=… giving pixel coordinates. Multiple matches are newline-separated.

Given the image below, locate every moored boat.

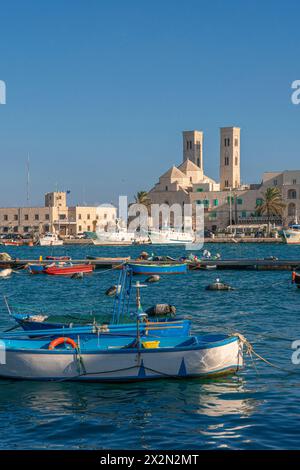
left=148, top=227, right=195, bottom=245
left=282, top=225, right=300, bottom=244
left=39, top=233, right=63, bottom=246
left=128, top=262, right=187, bottom=275
left=292, top=270, right=300, bottom=287
left=0, top=330, right=243, bottom=381
left=27, top=263, right=45, bottom=274
left=44, top=262, right=94, bottom=275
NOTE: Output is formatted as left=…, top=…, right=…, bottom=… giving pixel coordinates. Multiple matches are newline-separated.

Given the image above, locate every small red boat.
left=2, top=240, right=24, bottom=246
left=44, top=262, right=94, bottom=276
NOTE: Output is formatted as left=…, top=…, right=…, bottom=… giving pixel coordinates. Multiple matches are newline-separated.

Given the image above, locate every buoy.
left=146, top=304, right=176, bottom=316
left=71, top=272, right=84, bottom=279
left=205, top=278, right=234, bottom=291
left=106, top=285, right=117, bottom=296
left=145, top=275, right=160, bottom=283
left=0, top=268, right=12, bottom=278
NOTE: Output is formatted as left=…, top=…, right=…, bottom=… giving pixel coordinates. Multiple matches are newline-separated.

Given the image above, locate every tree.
left=256, top=187, right=286, bottom=235
left=134, top=191, right=151, bottom=207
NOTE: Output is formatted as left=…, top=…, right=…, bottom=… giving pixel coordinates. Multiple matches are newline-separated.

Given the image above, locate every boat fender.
left=146, top=304, right=176, bottom=316
left=145, top=275, right=160, bottom=283
left=71, top=272, right=84, bottom=279
left=205, top=282, right=234, bottom=291
left=49, top=337, right=78, bottom=350
left=292, top=271, right=296, bottom=283
left=138, top=251, right=149, bottom=260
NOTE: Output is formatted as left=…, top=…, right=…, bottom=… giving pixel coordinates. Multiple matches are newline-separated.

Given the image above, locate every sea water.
left=0, top=242, right=299, bottom=450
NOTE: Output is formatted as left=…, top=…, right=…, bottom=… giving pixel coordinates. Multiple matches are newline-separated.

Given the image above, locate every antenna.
left=26, top=154, right=30, bottom=205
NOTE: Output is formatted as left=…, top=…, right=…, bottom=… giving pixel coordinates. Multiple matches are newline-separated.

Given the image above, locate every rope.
left=233, top=332, right=299, bottom=375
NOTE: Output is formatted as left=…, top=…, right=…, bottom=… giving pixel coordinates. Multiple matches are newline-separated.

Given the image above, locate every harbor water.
left=0, top=243, right=300, bottom=450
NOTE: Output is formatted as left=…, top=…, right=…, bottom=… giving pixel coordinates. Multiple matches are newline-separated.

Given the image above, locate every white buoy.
left=0, top=268, right=12, bottom=278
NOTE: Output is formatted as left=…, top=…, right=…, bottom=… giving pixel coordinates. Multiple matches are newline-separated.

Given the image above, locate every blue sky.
left=1, top=0, right=300, bottom=207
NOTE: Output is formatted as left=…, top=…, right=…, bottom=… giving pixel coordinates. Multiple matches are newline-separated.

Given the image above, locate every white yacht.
left=282, top=225, right=300, bottom=244
left=39, top=232, right=63, bottom=246
left=149, top=227, right=195, bottom=245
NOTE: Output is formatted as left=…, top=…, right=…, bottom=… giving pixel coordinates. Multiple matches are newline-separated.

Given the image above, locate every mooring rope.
left=233, top=332, right=299, bottom=375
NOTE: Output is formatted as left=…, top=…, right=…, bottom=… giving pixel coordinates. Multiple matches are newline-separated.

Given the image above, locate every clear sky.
left=1, top=0, right=300, bottom=207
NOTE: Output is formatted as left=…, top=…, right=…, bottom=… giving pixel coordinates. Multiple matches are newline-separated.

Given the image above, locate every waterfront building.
left=0, top=192, right=117, bottom=236
left=148, top=128, right=300, bottom=230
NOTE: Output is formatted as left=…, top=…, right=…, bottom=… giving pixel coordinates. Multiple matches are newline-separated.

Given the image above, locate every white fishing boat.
left=282, top=225, right=300, bottom=244
left=0, top=331, right=243, bottom=381
left=39, top=232, right=63, bottom=246
left=93, top=219, right=135, bottom=245
left=149, top=227, right=195, bottom=245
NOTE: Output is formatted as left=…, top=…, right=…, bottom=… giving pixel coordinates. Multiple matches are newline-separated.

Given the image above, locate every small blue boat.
left=12, top=313, right=191, bottom=337
left=27, top=264, right=45, bottom=274
left=128, top=262, right=187, bottom=275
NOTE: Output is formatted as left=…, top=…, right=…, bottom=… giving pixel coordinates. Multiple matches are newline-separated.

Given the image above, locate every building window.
left=35, top=214, right=39, bottom=220
left=288, top=189, right=297, bottom=199
left=224, top=138, right=230, bottom=147
left=225, top=180, right=229, bottom=188
left=213, top=199, right=219, bottom=206
left=197, top=158, right=200, bottom=167
left=196, top=188, right=203, bottom=192
left=3, top=215, right=8, bottom=221
left=44, top=225, right=49, bottom=232
left=13, top=226, right=18, bottom=232
left=23, top=226, right=29, bottom=233
left=165, top=186, right=168, bottom=191
left=78, top=225, right=82, bottom=232
left=59, top=214, right=66, bottom=220
left=241, top=211, right=247, bottom=218
left=237, top=198, right=243, bottom=205
left=87, top=214, right=90, bottom=220
left=224, top=156, right=229, bottom=166
left=78, top=214, right=82, bottom=220
left=24, top=214, right=29, bottom=221
left=227, top=196, right=234, bottom=204
left=14, top=214, right=18, bottom=221
left=235, top=138, right=238, bottom=147
left=235, top=157, right=238, bottom=166
left=104, top=214, right=107, bottom=219
left=45, top=214, right=50, bottom=220
left=273, top=180, right=278, bottom=186
left=87, top=225, right=91, bottom=231
left=288, top=203, right=296, bottom=217
left=196, top=200, right=209, bottom=207
left=209, top=212, right=217, bottom=220
left=256, top=198, right=263, bottom=206
left=293, top=179, right=297, bottom=185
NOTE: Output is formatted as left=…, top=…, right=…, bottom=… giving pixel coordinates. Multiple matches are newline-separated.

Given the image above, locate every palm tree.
left=134, top=191, right=151, bottom=207
left=256, top=187, right=286, bottom=235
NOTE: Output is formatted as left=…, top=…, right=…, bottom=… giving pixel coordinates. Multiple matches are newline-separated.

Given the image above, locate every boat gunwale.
left=2, top=335, right=239, bottom=355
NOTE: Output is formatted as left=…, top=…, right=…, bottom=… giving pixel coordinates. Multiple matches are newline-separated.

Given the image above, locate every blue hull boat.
left=12, top=313, right=191, bottom=337
left=128, top=262, right=187, bottom=275
left=27, top=264, right=45, bottom=274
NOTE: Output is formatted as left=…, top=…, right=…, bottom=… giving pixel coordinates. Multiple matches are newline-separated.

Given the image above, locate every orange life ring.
left=48, top=337, right=78, bottom=350
left=292, top=271, right=296, bottom=283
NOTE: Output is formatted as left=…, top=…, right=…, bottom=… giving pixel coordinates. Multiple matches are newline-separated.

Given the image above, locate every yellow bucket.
left=142, top=340, right=160, bottom=349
